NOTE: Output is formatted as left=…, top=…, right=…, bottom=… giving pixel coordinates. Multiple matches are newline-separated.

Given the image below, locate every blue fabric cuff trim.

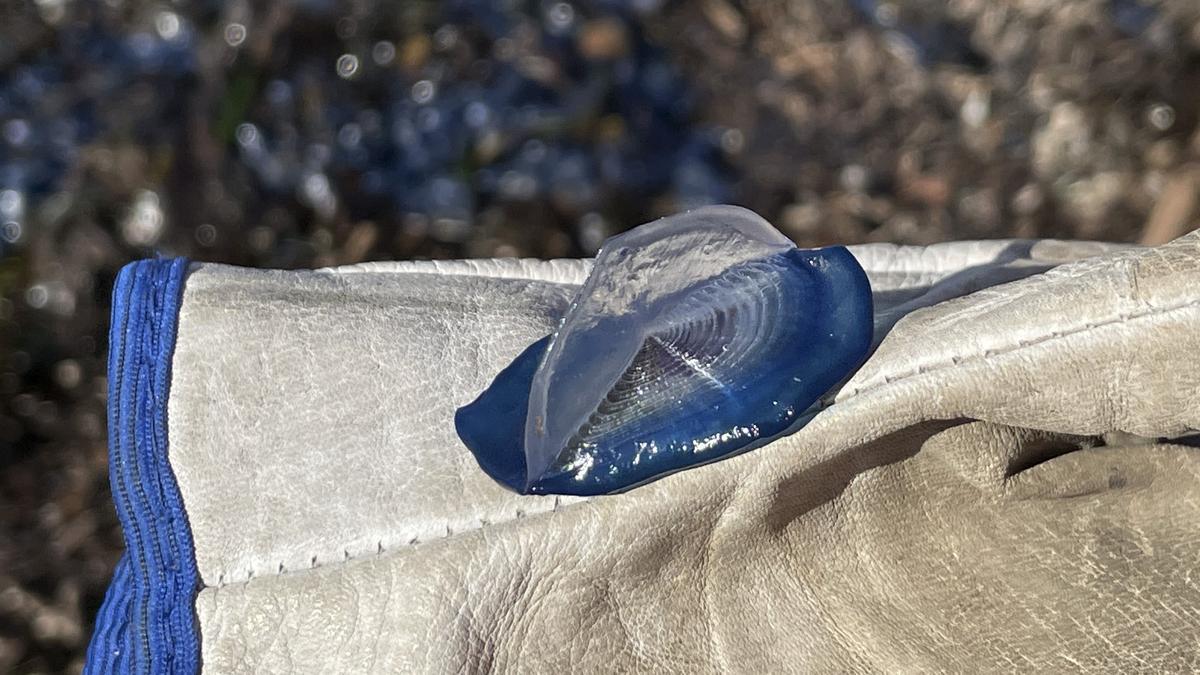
left=85, top=258, right=200, bottom=675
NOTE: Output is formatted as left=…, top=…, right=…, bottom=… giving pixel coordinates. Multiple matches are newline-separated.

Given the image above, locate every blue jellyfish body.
left=457, top=206, right=873, bottom=496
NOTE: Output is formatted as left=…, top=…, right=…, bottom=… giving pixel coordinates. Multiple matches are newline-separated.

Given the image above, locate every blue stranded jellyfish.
left=456, top=205, right=873, bottom=496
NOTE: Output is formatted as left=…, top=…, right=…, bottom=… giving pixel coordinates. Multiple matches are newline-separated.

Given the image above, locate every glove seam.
left=838, top=294, right=1200, bottom=401
left=207, top=495, right=579, bottom=589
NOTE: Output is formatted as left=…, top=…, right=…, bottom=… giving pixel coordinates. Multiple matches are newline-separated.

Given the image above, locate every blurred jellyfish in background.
left=0, top=0, right=735, bottom=276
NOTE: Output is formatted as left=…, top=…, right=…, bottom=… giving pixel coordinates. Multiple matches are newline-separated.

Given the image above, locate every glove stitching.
left=838, top=296, right=1200, bottom=402
left=209, top=496, right=570, bottom=588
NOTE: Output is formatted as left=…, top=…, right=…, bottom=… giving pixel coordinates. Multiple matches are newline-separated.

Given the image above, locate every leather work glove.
left=86, top=233, right=1200, bottom=673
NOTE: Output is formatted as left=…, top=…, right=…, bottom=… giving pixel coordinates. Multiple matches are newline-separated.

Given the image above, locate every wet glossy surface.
left=456, top=206, right=873, bottom=495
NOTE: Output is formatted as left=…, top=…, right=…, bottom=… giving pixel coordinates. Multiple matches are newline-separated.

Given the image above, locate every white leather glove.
left=90, top=234, right=1200, bottom=673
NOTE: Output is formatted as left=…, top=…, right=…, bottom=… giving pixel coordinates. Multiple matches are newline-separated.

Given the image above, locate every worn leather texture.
left=165, top=235, right=1200, bottom=673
